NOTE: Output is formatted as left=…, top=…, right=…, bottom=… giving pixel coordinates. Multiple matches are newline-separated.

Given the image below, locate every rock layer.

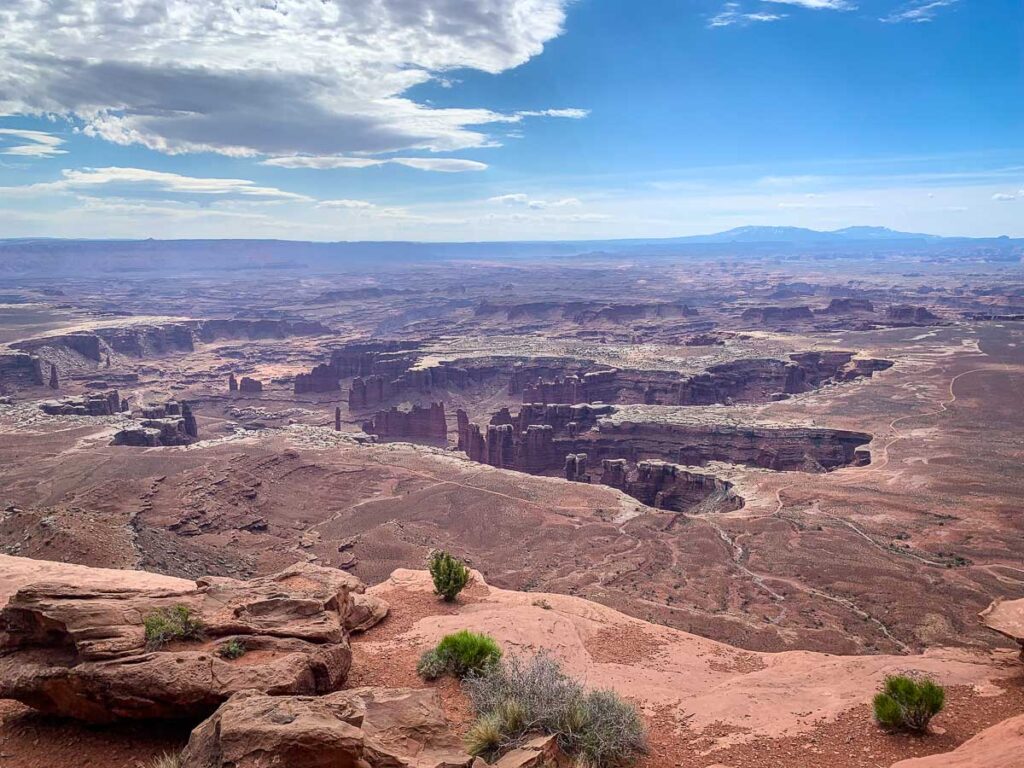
left=0, top=562, right=363, bottom=721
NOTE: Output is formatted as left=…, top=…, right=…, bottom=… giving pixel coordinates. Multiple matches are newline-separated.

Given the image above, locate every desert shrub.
left=143, top=604, right=204, bottom=650
left=417, top=630, right=502, bottom=680
left=428, top=550, right=470, bottom=602
left=216, top=638, right=247, bottom=660
left=873, top=674, right=945, bottom=732
left=147, top=752, right=182, bottom=768
left=463, top=652, right=647, bottom=768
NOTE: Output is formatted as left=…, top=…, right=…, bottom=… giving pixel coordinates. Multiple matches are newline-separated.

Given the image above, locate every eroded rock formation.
left=886, top=304, right=940, bottom=324
left=238, top=376, right=263, bottom=393
left=740, top=306, right=814, bottom=325
left=600, top=459, right=743, bottom=512
left=40, top=390, right=121, bottom=416
left=0, top=352, right=44, bottom=389
left=0, top=562, right=364, bottom=722
left=363, top=402, right=447, bottom=442
left=295, top=363, right=340, bottom=394
left=181, top=687, right=474, bottom=768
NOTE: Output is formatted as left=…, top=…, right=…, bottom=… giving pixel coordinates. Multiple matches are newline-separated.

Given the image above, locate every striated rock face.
left=564, top=453, right=588, bottom=482
left=111, top=400, right=198, bottom=446
left=886, top=305, right=939, bottom=324
left=295, top=363, right=341, bottom=394
left=824, top=298, right=874, bottom=314
left=676, top=352, right=892, bottom=406
left=238, top=376, right=263, bottom=393
left=181, top=687, right=474, bottom=768
left=600, top=459, right=743, bottom=512
left=741, top=306, right=814, bottom=325
left=0, top=562, right=362, bottom=722
left=195, top=319, right=329, bottom=342
left=348, top=374, right=392, bottom=409
left=591, top=420, right=872, bottom=472
left=0, top=352, right=44, bottom=389
left=96, top=324, right=195, bottom=357
left=40, top=390, right=120, bottom=416
left=363, top=402, right=446, bottom=442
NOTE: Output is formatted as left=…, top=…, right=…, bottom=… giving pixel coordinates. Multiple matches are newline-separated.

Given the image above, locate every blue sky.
left=0, top=0, right=1021, bottom=241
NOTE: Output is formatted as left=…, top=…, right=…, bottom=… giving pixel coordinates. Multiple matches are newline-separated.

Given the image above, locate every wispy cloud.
left=262, top=156, right=488, bottom=172
left=881, top=0, right=957, bottom=23
left=488, top=193, right=582, bottom=209
left=515, top=108, right=590, bottom=119
left=762, top=0, right=854, bottom=9
left=991, top=191, right=1022, bottom=202
left=0, top=128, right=66, bottom=158
left=0, top=167, right=311, bottom=202
left=709, top=3, right=786, bottom=27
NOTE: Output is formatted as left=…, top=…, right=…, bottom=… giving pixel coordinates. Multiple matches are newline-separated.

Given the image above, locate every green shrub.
left=143, top=604, right=204, bottom=650
left=418, top=630, right=502, bottom=680
left=873, top=674, right=945, bottom=732
left=216, top=638, right=247, bottom=660
left=428, top=550, right=470, bottom=602
left=463, top=652, right=647, bottom=768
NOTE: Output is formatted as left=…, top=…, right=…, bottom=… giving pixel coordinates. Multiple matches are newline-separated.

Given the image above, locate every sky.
left=0, top=0, right=1021, bottom=242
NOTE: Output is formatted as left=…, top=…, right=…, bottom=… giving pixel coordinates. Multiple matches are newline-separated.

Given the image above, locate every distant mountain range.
left=0, top=227, right=1018, bottom=277
left=664, top=226, right=946, bottom=244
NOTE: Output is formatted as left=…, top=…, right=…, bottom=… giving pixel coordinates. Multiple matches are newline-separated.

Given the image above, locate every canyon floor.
left=0, top=244, right=1022, bottom=765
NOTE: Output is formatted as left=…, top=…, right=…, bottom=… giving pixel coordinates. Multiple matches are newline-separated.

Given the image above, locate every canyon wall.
left=363, top=402, right=447, bottom=442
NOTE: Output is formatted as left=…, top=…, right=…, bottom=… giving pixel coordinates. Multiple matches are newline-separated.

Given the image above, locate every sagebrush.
left=873, top=674, right=945, bottom=732
left=463, top=652, right=647, bottom=768
left=418, top=629, right=502, bottom=680
left=147, top=751, right=182, bottom=768
left=143, top=604, right=204, bottom=650
left=428, top=550, right=470, bottom=602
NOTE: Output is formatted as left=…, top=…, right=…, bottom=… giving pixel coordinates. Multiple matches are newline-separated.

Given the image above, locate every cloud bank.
left=0, top=0, right=576, bottom=160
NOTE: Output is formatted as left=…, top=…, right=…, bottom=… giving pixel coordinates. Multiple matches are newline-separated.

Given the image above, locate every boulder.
left=181, top=687, right=475, bottom=768
left=0, top=562, right=364, bottom=721
left=980, top=597, right=1024, bottom=661
left=888, top=714, right=1024, bottom=768
left=347, top=592, right=390, bottom=634
left=493, top=734, right=564, bottom=768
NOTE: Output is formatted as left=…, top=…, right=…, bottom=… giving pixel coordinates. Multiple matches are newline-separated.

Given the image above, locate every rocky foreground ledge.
left=0, top=556, right=1022, bottom=767
left=0, top=558, right=387, bottom=721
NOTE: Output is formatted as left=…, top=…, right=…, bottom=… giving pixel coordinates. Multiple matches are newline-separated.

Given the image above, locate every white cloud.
left=881, top=0, right=957, bottom=23
left=317, top=199, right=378, bottom=210
left=991, top=192, right=1020, bottom=202
left=515, top=108, right=590, bottom=119
left=709, top=3, right=787, bottom=27
left=0, top=166, right=311, bottom=202
left=488, top=193, right=582, bottom=209
left=0, top=128, right=66, bottom=157
left=262, top=155, right=488, bottom=172
left=0, top=0, right=572, bottom=159
left=762, top=0, right=854, bottom=9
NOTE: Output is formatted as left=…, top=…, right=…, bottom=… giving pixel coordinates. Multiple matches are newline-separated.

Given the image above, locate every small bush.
left=463, top=652, right=647, bottom=767
left=216, top=639, right=247, bottom=660
left=147, top=752, right=182, bottom=768
left=428, top=549, right=470, bottom=602
left=873, top=674, right=945, bottom=732
left=418, top=630, right=502, bottom=680
left=143, top=604, right=204, bottom=650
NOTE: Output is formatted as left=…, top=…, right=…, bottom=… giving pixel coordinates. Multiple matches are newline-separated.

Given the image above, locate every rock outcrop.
left=238, top=376, right=263, bottom=393
left=228, top=373, right=238, bottom=392
left=599, top=459, right=743, bottom=513
left=363, top=402, right=447, bottom=442
left=295, top=363, right=341, bottom=394
left=0, top=351, right=44, bottom=389
left=980, top=597, right=1024, bottom=660
left=740, top=306, right=814, bottom=325
left=0, top=562, right=364, bottom=722
left=40, top=390, right=121, bottom=416
left=181, top=687, right=474, bottom=768
left=888, top=714, right=1024, bottom=768
left=886, top=305, right=939, bottom=324
left=48, top=362, right=59, bottom=389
